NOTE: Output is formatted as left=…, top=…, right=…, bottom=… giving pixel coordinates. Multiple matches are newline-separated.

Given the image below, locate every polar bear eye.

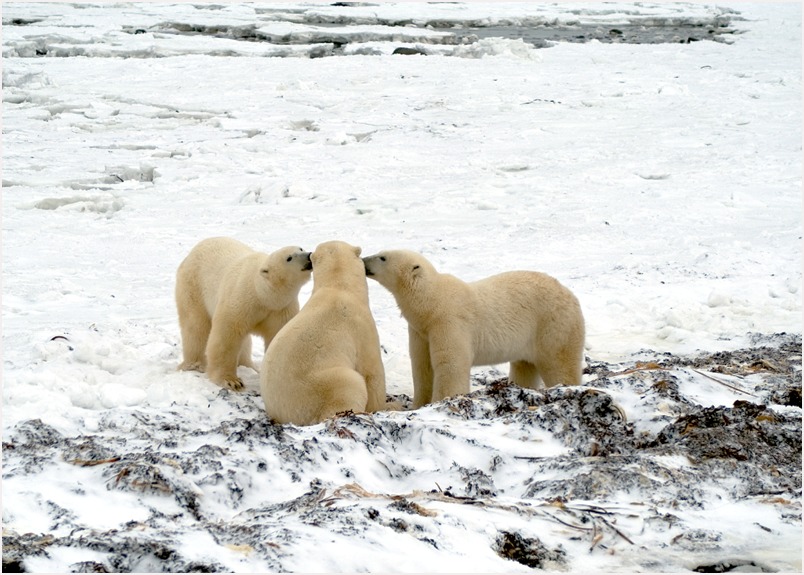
left=286, top=256, right=293, bottom=262
left=413, top=265, right=420, bottom=271
left=380, top=256, right=386, bottom=262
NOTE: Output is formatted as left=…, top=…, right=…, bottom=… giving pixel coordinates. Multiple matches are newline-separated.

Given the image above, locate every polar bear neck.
left=253, top=273, right=303, bottom=310
left=312, top=272, right=369, bottom=300
left=395, top=271, right=469, bottom=329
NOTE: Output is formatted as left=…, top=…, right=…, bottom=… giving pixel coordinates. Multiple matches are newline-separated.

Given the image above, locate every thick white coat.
left=260, top=240, right=389, bottom=425
left=175, top=237, right=311, bottom=390
left=363, top=249, right=585, bottom=407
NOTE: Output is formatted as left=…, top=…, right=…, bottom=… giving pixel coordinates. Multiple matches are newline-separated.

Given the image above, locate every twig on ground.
left=612, top=361, right=667, bottom=376
left=689, top=368, right=756, bottom=397
left=599, top=516, right=635, bottom=545
left=67, top=457, right=121, bottom=467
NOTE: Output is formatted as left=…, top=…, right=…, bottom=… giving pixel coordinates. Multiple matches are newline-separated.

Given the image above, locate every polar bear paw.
left=212, top=374, right=245, bottom=392
left=178, top=360, right=205, bottom=373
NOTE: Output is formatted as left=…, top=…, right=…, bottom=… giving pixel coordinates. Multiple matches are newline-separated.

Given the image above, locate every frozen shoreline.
left=2, top=1, right=741, bottom=59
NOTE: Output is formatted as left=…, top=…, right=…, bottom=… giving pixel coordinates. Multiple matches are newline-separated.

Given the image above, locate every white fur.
left=363, top=249, right=585, bottom=407
left=175, top=237, right=311, bottom=391
left=260, top=240, right=392, bottom=426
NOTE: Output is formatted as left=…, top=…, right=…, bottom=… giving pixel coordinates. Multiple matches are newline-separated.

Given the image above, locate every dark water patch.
left=2, top=18, right=44, bottom=26
left=462, top=21, right=739, bottom=47
left=131, top=19, right=739, bottom=51
left=3, top=4, right=743, bottom=60
left=693, top=559, right=775, bottom=573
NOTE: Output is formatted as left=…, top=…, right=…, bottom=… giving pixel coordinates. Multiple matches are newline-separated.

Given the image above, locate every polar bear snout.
left=362, top=253, right=387, bottom=277
left=286, top=248, right=313, bottom=271
left=300, top=251, right=313, bottom=271
left=362, top=257, right=375, bottom=276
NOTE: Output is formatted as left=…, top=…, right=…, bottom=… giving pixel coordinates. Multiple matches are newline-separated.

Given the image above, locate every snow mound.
left=449, top=38, right=543, bottom=60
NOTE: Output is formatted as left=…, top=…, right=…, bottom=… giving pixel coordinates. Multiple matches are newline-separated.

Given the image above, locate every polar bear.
left=260, top=240, right=389, bottom=426
left=175, top=237, right=312, bottom=391
left=363, top=249, right=585, bottom=408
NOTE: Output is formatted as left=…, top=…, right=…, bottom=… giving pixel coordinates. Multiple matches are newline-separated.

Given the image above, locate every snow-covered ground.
left=2, top=2, right=801, bottom=573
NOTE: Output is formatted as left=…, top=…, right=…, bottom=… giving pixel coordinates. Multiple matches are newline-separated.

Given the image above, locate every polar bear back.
left=265, top=290, right=375, bottom=381
left=179, top=237, right=255, bottom=314
left=260, top=240, right=387, bottom=426
left=468, top=271, right=583, bottom=367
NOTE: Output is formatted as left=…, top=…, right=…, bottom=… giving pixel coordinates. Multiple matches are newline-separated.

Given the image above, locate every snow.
left=2, top=2, right=801, bottom=573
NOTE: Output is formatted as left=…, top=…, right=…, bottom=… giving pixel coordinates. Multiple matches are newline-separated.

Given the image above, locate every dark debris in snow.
left=495, top=530, right=567, bottom=569
left=2, top=333, right=801, bottom=572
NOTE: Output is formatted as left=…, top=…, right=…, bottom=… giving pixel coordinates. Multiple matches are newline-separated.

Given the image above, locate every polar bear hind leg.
left=536, top=347, right=583, bottom=388
left=312, top=368, right=369, bottom=423
left=509, top=360, right=540, bottom=389
left=532, top=307, right=585, bottom=388
left=237, top=336, right=256, bottom=372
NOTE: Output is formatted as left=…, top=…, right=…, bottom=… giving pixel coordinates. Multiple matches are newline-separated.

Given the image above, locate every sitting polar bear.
left=363, top=249, right=585, bottom=408
left=260, top=240, right=390, bottom=426
left=175, top=237, right=312, bottom=391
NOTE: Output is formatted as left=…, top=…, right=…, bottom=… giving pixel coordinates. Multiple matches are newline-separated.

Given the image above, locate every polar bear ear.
left=353, top=245, right=362, bottom=257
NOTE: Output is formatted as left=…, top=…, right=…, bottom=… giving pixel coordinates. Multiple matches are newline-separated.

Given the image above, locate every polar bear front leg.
left=205, top=321, right=247, bottom=391
left=176, top=300, right=211, bottom=373
left=409, top=329, right=434, bottom=408
left=428, top=328, right=472, bottom=404
left=254, top=312, right=290, bottom=353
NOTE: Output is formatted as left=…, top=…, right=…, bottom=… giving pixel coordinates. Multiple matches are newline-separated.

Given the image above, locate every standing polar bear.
left=175, top=237, right=312, bottom=391
left=363, top=249, right=585, bottom=408
left=260, top=240, right=390, bottom=426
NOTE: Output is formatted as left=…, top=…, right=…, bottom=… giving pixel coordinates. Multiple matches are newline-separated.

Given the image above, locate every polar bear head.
left=256, top=246, right=312, bottom=306
left=310, top=240, right=367, bottom=293
left=362, top=249, right=437, bottom=297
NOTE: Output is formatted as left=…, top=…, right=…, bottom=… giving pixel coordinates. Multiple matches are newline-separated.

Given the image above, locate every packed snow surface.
left=2, top=2, right=801, bottom=573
